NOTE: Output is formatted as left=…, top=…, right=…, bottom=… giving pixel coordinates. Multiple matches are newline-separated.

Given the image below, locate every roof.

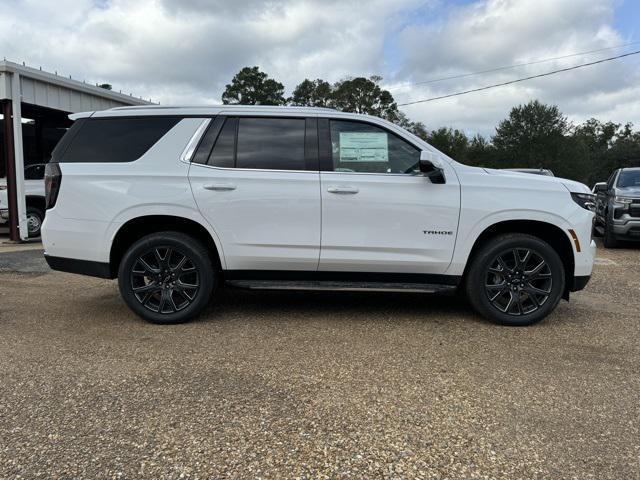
left=0, top=60, right=152, bottom=112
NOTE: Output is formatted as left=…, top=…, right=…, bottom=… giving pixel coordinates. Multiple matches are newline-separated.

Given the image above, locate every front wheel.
left=118, top=232, right=217, bottom=324
left=465, top=234, right=565, bottom=326
left=603, top=216, right=620, bottom=248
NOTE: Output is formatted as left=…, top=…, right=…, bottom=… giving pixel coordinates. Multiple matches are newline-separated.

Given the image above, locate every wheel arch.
left=109, top=215, right=222, bottom=278
left=25, top=195, right=46, bottom=213
left=463, top=219, right=576, bottom=299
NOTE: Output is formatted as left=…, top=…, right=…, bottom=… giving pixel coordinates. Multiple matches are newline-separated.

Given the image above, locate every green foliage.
left=222, top=66, right=286, bottom=105
left=290, top=79, right=332, bottom=107
left=330, top=76, right=399, bottom=121
left=427, top=127, right=470, bottom=163
left=98, top=83, right=112, bottom=90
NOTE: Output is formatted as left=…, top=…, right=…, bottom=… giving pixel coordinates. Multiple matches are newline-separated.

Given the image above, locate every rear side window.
left=56, top=117, right=180, bottom=163
left=236, top=118, right=306, bottom=170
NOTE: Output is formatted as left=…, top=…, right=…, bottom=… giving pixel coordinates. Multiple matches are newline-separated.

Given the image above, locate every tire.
left=603, top=216, right=620, bottom=248
left=465, top=233, right=565, bottom=326
left=118, top=232, right=217, bottom=324
left=26, top=207, right=44, bottom=238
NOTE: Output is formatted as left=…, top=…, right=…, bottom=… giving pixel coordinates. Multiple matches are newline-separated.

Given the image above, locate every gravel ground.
left=0, top=241, right=639, bottom=479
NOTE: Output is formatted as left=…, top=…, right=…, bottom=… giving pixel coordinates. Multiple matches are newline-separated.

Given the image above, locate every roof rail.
left=109, top=105, right=338, bottom=112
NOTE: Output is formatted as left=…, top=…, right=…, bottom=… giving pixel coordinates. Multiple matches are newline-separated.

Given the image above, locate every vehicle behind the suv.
left=0, top=163, right=47, bottom=237
left=593, top=167, right=640, bottom=247
left=42, top=106, right=596, bottom=326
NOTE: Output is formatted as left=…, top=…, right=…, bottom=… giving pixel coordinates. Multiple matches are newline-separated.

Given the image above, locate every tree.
left=290, top=79, right=332, bottom=107
left=222, top=66, right=286, bottom=105
left=426, top=127, right=470, bottom=163
left=492, top=100, right=572, bottom=172
left=330, top=76, right=400, bottom=121
left=98, top=83, right=112, bottom=90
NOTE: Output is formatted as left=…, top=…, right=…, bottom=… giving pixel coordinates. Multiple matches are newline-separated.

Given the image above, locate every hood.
left=616, top=186, right=640, bottom=197
left=483, top=168, right=590, bottom=194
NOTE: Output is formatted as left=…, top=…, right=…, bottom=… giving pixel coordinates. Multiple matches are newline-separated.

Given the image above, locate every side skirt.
left=224, top=270, right=461, bottom=294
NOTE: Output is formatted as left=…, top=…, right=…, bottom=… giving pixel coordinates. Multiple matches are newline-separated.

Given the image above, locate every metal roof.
left=0, top=60, right=152, bottom=112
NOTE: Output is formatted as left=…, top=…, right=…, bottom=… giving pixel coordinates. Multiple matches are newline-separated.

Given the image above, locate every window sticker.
left=339, top=132, right=388, bottom=162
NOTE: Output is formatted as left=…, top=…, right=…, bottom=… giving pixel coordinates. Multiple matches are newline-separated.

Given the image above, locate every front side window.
left=329, top=120, right=420, bottom=174
left=57, top=117, right=180, bottom=163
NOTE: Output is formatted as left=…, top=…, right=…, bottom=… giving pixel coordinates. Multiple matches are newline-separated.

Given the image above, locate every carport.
left=0, top=60, right=151, bottom=241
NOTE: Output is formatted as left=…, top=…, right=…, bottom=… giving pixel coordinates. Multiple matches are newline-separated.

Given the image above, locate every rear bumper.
left=44, top=254, right=113, bottom=279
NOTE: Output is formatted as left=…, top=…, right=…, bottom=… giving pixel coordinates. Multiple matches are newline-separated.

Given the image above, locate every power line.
left=397, top=49, right=640, bottom=107
left=389, top=41, right=640, bottom=91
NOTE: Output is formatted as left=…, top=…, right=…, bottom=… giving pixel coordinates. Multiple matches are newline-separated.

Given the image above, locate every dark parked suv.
left=594, top=167, right=640, bottom=247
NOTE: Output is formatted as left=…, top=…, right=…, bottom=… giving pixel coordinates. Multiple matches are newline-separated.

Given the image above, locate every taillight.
left=44, top=163, right=62, bottom=209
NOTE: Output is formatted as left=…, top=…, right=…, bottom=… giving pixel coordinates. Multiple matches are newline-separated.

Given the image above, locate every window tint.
left=329, top=120, right=420, bottom=174
left=208, top=118, right=237, bottom=168
left=607, top=171, right=617, bottom=189
left=236, top=118, right=306, bottom=170
left=24, top=164, right=45, bottom=180
left=58, top=117, right=180, bottom=163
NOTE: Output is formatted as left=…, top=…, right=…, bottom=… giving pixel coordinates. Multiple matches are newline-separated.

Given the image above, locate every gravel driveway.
left=0, top=242, right=638, bottom=479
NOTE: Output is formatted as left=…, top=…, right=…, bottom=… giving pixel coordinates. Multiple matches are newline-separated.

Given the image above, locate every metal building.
left=0, top=60, right=151, bottom=240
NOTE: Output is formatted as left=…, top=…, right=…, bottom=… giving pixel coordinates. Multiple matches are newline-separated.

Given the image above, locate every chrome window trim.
left=180, top=118, right=212, bottom=164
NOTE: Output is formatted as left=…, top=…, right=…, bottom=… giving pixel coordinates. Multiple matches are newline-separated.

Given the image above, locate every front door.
left=318, top=119, right=460, bottom=275
left=189, top=116, right=321, bottom=271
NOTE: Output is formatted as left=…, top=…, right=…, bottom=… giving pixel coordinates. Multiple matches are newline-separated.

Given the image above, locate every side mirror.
left=419, top=151, right=446, bottom=184
left=593, top=182, right=607, bottom=193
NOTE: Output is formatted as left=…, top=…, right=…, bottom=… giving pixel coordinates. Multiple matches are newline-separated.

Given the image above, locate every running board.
left=225, top=280, right=458, bottom=294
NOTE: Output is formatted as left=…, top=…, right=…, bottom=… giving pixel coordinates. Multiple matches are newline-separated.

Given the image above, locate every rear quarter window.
left=54, top=117, right=180, bottom=163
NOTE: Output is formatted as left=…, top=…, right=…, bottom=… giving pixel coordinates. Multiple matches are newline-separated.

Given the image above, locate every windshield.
left=617, top=170, right=640, bottom=188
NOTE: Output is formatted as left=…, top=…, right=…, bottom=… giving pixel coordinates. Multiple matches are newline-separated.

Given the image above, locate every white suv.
left=42, top=106, right=596, bottom=326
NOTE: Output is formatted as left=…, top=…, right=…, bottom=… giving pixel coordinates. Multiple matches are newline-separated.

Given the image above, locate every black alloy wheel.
left=130, top=246, right=200, bottom=314
left=484, top=248, right=552, bottom=316
left=465, top=233, right=565, bottom=326
left=118, top=232, right=216, bottom=324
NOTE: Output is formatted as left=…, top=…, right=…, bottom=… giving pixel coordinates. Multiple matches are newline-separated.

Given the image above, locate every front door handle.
left=327, top=186, right=359, bottom=194
left=204, top=183, right=237, bottom=191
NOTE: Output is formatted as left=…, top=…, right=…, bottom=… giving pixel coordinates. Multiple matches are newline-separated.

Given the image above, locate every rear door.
left=318, top=118, right=460, bottom=275
left=189, top=115, right=321, bottom=271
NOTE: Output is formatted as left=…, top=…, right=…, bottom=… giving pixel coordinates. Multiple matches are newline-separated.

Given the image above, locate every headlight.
left=571, top=192, right=596, bottom=211
left=614, top=196, right=633, bottom=206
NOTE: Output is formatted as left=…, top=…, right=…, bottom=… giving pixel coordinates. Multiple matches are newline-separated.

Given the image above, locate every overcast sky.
left=1, top=0, right=639, bottom=136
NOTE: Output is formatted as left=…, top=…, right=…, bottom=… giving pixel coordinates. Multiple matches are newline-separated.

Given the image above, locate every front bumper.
left=612, top=218, right=640, bottom=240
left=570, top=275, right=591, bottom=292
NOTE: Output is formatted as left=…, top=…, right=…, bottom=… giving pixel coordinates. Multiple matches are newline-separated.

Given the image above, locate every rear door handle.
left=204, top=183, right=237, bottom=191
left=327, top=186, right=359, bottom=194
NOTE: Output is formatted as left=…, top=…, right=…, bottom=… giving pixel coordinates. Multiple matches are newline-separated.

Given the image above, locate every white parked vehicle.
left=0, top=163, right=47, bottom=237
left=42, top=106, right=596, bottom=326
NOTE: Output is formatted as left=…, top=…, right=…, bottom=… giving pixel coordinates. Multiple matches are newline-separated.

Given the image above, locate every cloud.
left=394, top=0, right=640, bottom=134
left=0, top=0, right=638, bottom=135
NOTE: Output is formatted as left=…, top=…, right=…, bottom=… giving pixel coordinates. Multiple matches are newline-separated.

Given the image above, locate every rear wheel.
left=26, top=206, right=44, bottom=238
left=118, top=232, right=217, bottom=324
left=465, top=234, right=565, bottom=326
